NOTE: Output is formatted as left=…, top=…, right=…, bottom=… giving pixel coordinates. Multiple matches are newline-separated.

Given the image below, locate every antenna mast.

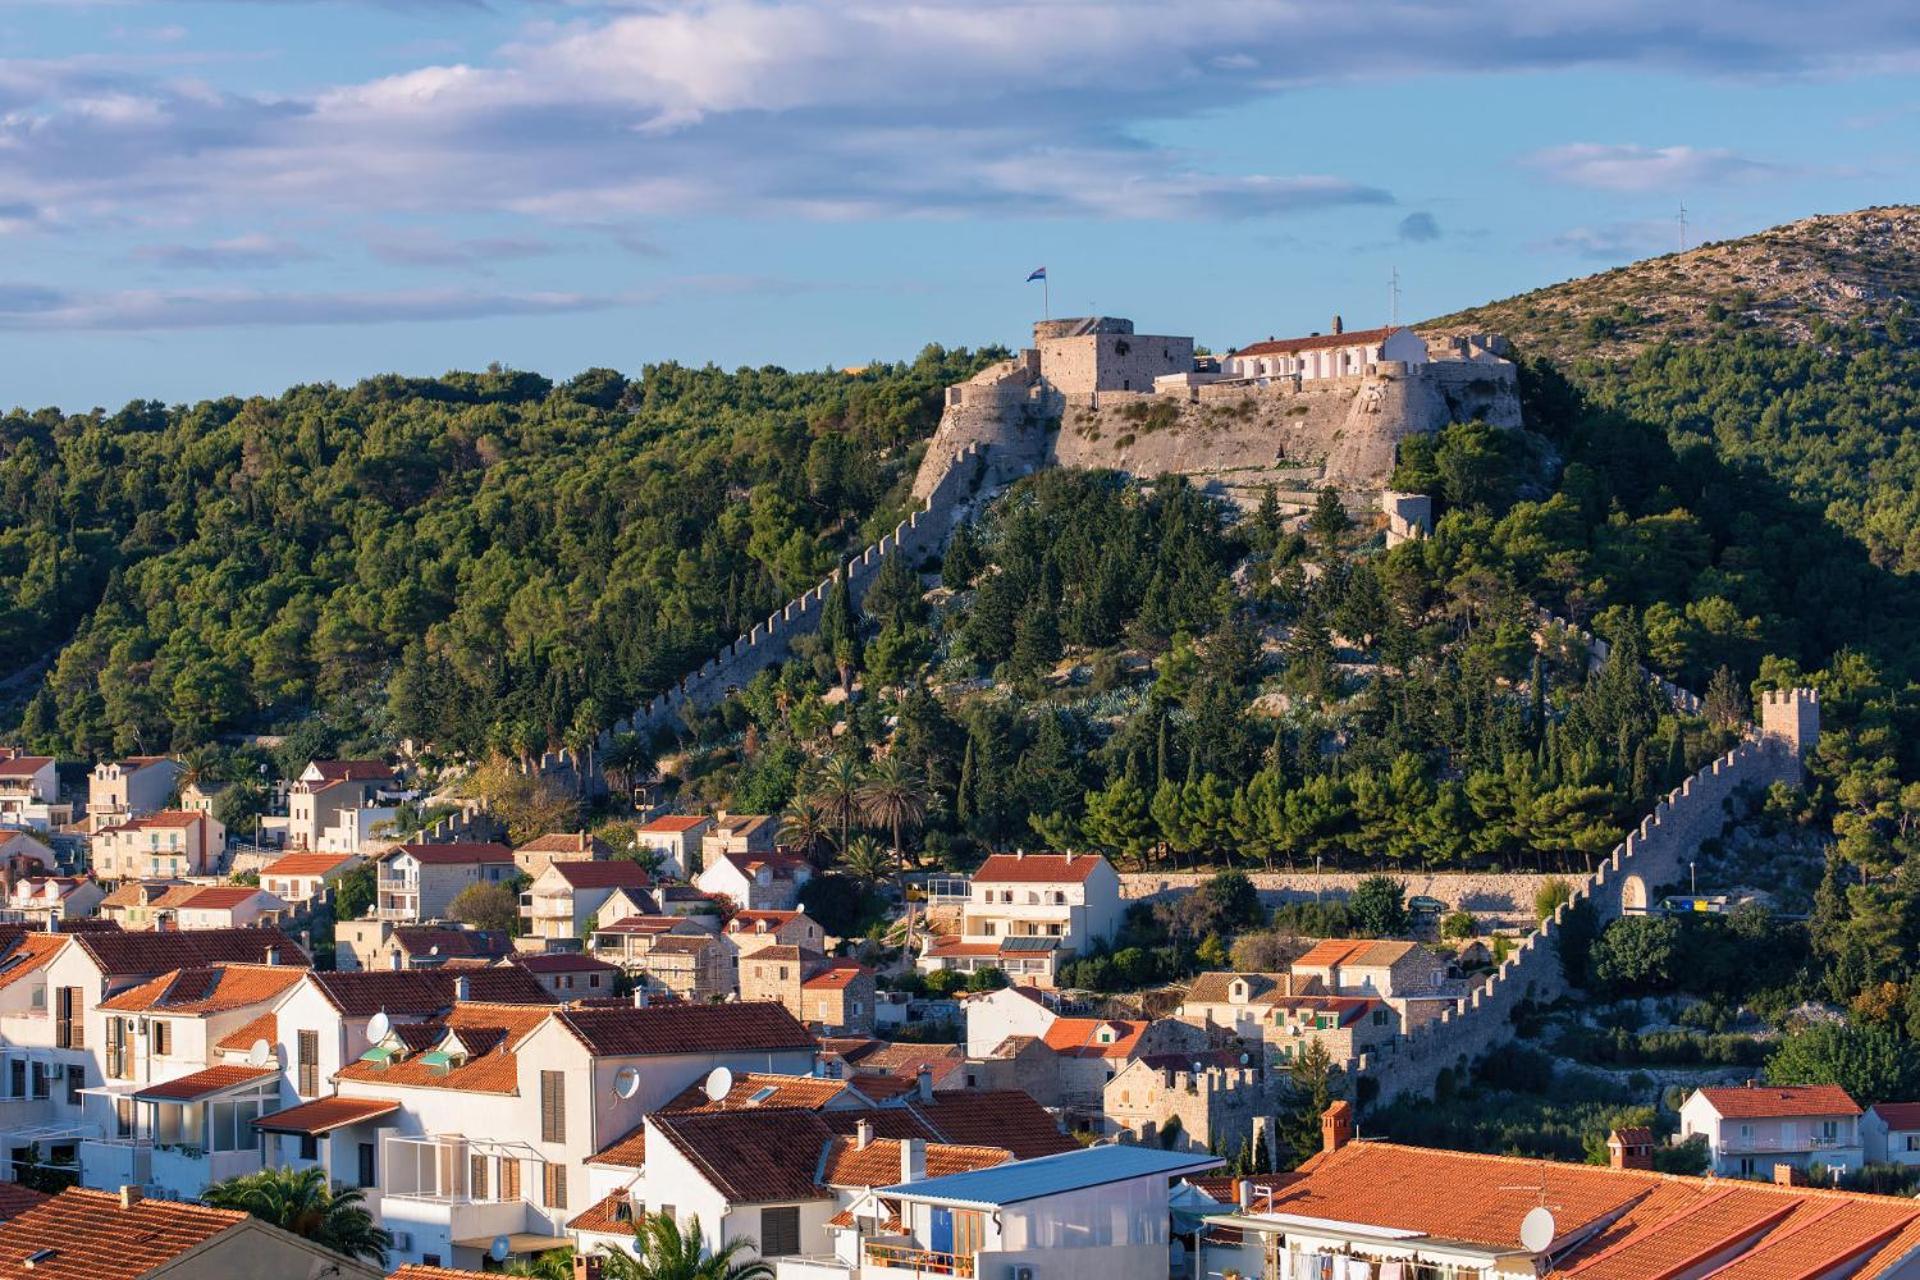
left=1677, top=202, right=1689, bottom=253
left=1390, top=266, right=1402, bottom=330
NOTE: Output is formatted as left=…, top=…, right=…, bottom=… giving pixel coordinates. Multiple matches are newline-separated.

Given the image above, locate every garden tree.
left=839, top=834, right=891, bottom=886
left=778, top=801, right=834, bottom=867
left=1767, top=1022, right=1920, bottom=1106
left=805, top=750, right=867, bottom=853
left=459, top=759, right=581, bottom=845
left=333, top=860, right=376, bottom=922
left=819, top=569, right=861, bottom=688
left=1347, top=875, right=1409, bottom=937
left=1702, top=665, right=1748, bottom=729
left=1588, top=915, right=1685, bottom=994
left=1275, top=1039, right=1338, bottom=1169
left=796, top=873, right=880, bottom=939
left=603, top=733, right=655, bottom=801
left=202, top=1166, right=392, bottom=1264
left=448, top=881, right=518, bottom=934
left=599, top=1212, right=773, bottom=1280
left=1534, top=877, right=1574, bottom=923
left=1081, top=776, right=1156, bottom=868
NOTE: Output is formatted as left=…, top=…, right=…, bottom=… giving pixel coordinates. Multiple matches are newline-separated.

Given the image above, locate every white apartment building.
left=920, top=853, right=1121, bottom=987
left=375, top=843, right=516, bottom=922
left=1679, top=1083, right=1866, bottom=1179
left=89, top=811, right=225, bottom=882
left=0, top=752, right=64, bottom=833
left=286, top=761, right=396, bottom=853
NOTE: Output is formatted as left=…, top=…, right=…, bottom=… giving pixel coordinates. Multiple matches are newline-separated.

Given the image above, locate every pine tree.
left=1155, top=712, right=1172, bottom=787
left=1308, top=487, right=1352, bottom=556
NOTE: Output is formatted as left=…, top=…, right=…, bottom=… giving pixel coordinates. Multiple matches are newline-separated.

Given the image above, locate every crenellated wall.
left=1533, top=612, right=1703, bottom=715
left=608, top=441, right=991, bottom=745
left=1356, top=721, right=1809, bottom=1108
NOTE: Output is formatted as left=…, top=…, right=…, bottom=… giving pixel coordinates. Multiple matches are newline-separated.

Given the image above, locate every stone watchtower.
left=1760, top=688, right=1820, bottom=774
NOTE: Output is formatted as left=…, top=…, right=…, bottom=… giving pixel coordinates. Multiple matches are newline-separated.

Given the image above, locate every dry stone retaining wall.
left=1120, top=871, right=1569, bottom=928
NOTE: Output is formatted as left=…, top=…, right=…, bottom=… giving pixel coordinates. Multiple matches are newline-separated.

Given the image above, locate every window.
left=1371, top=1010, right=1389, bottom=1026
left=297, top=1030, right=319, bottom=1097
left=299, top=1134, right=318, bottom=1160
left=104, top=1019, right=127, bottom=1080
left=470, top=1154, right=489, bottom=1201
left=358, top=1142, right=377, bottom=1188
left=29, top=1063, right=46, bottom=1100
left=760, top=1206, right=800, bottom=1257
left=541, top=1162, right=568, bottom=1209
left=151, top=1021, right=172, bottom=1056
left=500, top=1156, right=521, bottom=1201
left=64, top=1071, right=80, bottom=1107
left=1907, top=1135, right=1920, bottom=1153
left=540, top=1070, right=566, bottom=1143
left=54, top=987, right=81, bottom=1049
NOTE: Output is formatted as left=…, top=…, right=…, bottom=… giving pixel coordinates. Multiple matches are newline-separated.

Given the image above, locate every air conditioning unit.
left=1010, top=1266, right=1036, bottom=1280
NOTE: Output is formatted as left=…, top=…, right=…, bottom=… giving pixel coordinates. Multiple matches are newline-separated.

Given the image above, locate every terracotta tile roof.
left=307, top=760, right=393, bottom=782
left=822, top=1137, right=1010, bottom=1188
left=307, top=966, right=553, bottom=1016
left=388, top=842, right=513, bottom=865
left=1231, top=325, right=1398, bottom=358
left=803, top=962, right=869, bottom=990
left=335, top=1038, right=522, bottom=1095
left=812, top=1093, right=1074, bottom=1161
left=552, top=1000, right=814, bottom=1058
left=972, top=853, right=1107, bottom=884
left=595, top=916, right=688, bottom=935
left=390, top=925, right=510, bottom=959
left=254, top=1095, right=400, bottom=1135
left=639, top=816, right=709, bottom=833
left=174, top=885, right=271, bottom=911
left=1293, top=938, right=1423, bottom=970
left=728, top=910, right=808, bottom=932
left=0, top=1185, right=45, bottom=1224
left=643, top=934, right=722, bottom=955
left=589, top=1123, right=649, bottom=1168
left=0, top=1187, right=245, bottom=1280
left=262, top=852, right=357, bottom=877
left=98, top=882, right=182, bottom=909
left=1042, top=1017, right=1149, bottom=1058
left=0, top=756, right=53, bottom=778
left=648, top=1109, right=837, bottom=1204
left=100, top=964, right=305, bottom=1014
left=663, top=1071, right=855, bottom=1114
left=390, top=1268, right=495, bottom=1280
left=519, top=831, right=612, bottom=854
left=104, top=810, right=206, bottom=831
left=849, top=1042, right=965, bottom=1080
left=1184, top=971, right=1322, bottom=1004
left=1697, top=1084, right=1862, bottom=1119
left=0, top=935, right=69, bottom=993
left=567, top=1192, right=638, bottom=1234
left=1870, top=1101, right=1920, bottom=1130
left=714, top=852, right=809, bottom=879
left=549, top=861, right=653, bottom=890
left=76, top=927, right=307, bottom=978
left=134, top=1063, right=277, bottom=1102
left=214, top=1011, right=277, bottom=1053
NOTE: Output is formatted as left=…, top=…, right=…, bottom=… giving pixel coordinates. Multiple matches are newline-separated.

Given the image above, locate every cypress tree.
left=956, top=736, right=977, bottom=829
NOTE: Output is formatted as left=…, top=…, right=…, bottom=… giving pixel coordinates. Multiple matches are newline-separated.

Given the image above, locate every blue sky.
left=3, top=0, right=1918, bottom=411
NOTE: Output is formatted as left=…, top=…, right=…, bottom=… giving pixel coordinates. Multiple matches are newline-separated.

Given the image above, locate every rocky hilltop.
left=1426, top=205, right=1920, bottom=365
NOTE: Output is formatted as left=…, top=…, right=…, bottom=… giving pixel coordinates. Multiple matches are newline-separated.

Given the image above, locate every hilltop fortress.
left=912, top=315, right=1521, bottom=506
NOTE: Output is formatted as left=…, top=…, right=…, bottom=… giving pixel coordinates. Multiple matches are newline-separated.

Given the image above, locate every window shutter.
left=761, top=1206, right=800, bottom=1257
left=298, top=1030, right=319, bottom=1097
left=541, top=1070, right=566, bottom=1143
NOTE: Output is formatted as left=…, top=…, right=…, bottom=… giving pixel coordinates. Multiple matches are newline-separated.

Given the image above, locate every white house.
left=286, top=760, right=396, bottom=853
left=375, top=842, right=516, bottom=921
left=259, top=851, right=361, bottom=907
left=4, top=876, right=104, bottom=926
left=633, top=815, right=713, bottom=880
left=89, top=811, right=225, bottom=882
left=921, top=853, right=1122, bottom=988
left=0, top=752, right=62, bottom=832
left=521, top=860, right=655, bottom=942
left=170, top=885, right=289, bottom=930
left=1679, top=1083, right=1865, bottom=1179
left=698, top=852, right=813, bottom=913
left=1862, top=1102, right=1920, bottom=1166
left=1223, top=321, right=1428, bottom=382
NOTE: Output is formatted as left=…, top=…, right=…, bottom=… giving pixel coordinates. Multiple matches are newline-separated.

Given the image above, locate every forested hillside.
left=0, top=348, right=1000, bottom=758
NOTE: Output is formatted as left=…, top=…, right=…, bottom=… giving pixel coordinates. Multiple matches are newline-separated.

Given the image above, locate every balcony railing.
left=864, top=1244, right=975, bottom=1278
left=1718, top=1133, right=1857, bottom=1155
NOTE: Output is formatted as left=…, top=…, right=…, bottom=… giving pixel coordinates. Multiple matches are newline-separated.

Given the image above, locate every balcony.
left=864, top=1243, right=975, bottom=1278
left=1717, top=1132, right=1860, bottom=1156
left=78, top=1138, right=260, bottom=1198
left=777, top=1256, right=855, bottom=1280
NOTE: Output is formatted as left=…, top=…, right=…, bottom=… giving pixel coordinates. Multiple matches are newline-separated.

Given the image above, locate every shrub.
left=1440, top=910, right=1479, bottom=940
left=1535, top=877, right=1574, bottom=923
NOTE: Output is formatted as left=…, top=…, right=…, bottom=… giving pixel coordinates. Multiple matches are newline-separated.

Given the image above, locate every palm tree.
left=807, top=751, right=868, bottom=853
left=601, top=1212, right=771, bottom=1280
left=201, top=1165, right=391, bottom=1265
left=857, top=755, right=930, bottom=872
left=840, top=833, right=891, bottom=885
left=511, top=1246, right=579, bottom=1279
left=604, top=733, right=655, bottom=804
left=779, top=800, right=833, bottom=868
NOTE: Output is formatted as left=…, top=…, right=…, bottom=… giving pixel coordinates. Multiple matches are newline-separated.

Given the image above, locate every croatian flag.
left=1026, top=267, right=1047, bottom=282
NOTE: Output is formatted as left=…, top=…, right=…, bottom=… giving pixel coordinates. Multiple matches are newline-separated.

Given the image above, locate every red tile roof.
left=214, top=1011, right=277, bottom=1053
left=640, top=816, right=709, bottom=833
left=262, top=852, right=357, bottom=877
left=390, top=925, right=510, bottom=959
left=1697, top=1084, right=1862, bottom=1119
left=75, top=927, right=307, bottom=977
left=307, top=760, right=393, bottom=782
left=0, top=757, right=52, bottom=778
left=254, top=1095, right=400, bottom=1135
left=0, top=1185, right=46, bottom=1223
left=100, top=964, right=305, bottom=1014
left=1042, top=1017, right=1149, bottom=1058
left=308, top=966, right=553, bottom=1016
left=175, top=885, right=271, bottom=911
left=519, top=831, right=611, bottom=854
left=972, top=853, right=1107, bottom=884
left=1231, top=325, right=1398, bottom=358
left=390, top=1268, right=495, bottom=1280
left=1292, top=938, right=1423, bottom=969
left=729, top=910, right=810, bottom=932
left=549, top=862, right=653, bottom=890
left=901, top=1090, right=1076, bottom=1159
left=649, top=1109, right=837, bottom=1204
left=106, top=811, right=206, bottom=831
left=0, top=935, right=70, bottom=993
left=511, top=952, right=618, bottom=974
left=1871, top=1102, right=1920, bottom=1131
left=822, top=1136, right=1010, bottom=1188
left=389, top=842, right=513, bottom=865
left=133, top=1063, right=277, bottom=1102
left=568, top=1191, right=638, bottom=1234
left=803, top=962, right=870, bottom=990
left=552, top=1000, right=815, bottom=1058
left=0, top=1187, right=245, bottom=1280
left=664, top=1071, right=856, bottom=1113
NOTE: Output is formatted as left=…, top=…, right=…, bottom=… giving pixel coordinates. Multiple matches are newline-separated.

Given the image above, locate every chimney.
left=118, top=1185, right=142, bottom=1210
left=1320, top=1101, right=1353, bottom=1154
left=1331, top=315, right=1344, bottom=335
left=388, top=949, right=403, bottom=971
left=264, top=946, right=280, bottom=966
left=1774, top=1163, right=1807, bottom=1187
left=901, top=1137, right=927, bottom=1183
left=575, top=1253, right=604, bottom=1280
left=455, top=974, right=471, bottom=1002
left=633, top=988, right=649, bottom=1009
left=1606, top=1129, right=1653, bottom=1171
left=855, top=1119, right=874, bottom=1150
left=1236, top=1179, right=1252, bottom=1212
left=916, top=1064, right=934, bottom=1102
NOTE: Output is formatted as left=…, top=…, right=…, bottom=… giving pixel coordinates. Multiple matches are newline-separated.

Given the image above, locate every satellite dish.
left=367, top=1011, right=392, bottom=1044
left=1520, top=1207, right=1557, bottom=1254
left=489, top=1235, right=513, bottom=1264
left=704, top=1065, right=735, bottom=1103
left=614, top=1065, right=641, bottom=1100
left=247, top=1039, right=272, bottom=1068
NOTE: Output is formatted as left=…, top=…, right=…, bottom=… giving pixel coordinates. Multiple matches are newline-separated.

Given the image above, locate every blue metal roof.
left=882, top=1144, right=1224, bottom=1206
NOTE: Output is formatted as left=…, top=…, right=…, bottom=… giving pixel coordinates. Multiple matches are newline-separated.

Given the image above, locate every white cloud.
left=1533, top=220, right=1680, bottom=260
left=1521, top=143, right=1781, bottom=192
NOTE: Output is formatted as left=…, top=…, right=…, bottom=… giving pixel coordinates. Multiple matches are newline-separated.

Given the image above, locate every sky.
left=3, top=1, right=1919, bottom=411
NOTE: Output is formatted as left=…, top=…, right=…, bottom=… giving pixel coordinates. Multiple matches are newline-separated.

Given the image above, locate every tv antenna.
left=1677, top=202, right=1689, bottom=253
left=1390, top=266, right=1402, bottom=330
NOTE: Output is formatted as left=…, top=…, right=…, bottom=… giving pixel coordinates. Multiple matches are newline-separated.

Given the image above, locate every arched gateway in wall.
left=1620, top=874, right=1649, bottom=915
